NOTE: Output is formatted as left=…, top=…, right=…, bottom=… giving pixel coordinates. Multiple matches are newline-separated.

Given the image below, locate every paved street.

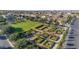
left=0, top=35, right=12, bottom=49
left=72, top=18, right=79, bottom=48
left=62, top=17, right=79, bottom=49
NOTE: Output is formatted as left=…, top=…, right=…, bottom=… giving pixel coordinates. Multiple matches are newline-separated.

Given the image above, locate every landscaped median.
left=55, top=27, right=69, bottom=49
left=54, top=16, right=74, bottom=49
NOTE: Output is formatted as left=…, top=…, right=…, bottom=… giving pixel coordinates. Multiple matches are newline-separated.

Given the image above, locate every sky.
left=0, top=0, right=79, bottom=10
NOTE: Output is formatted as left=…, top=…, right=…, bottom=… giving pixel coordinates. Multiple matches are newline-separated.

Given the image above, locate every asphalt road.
left=72, top=18, right=79, bottom=49
left=62, top=17, right=79, bottom=49
left=0, top=35, right=12, bottom=49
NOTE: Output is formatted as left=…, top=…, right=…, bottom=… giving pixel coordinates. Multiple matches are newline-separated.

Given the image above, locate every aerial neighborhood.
left=0, top=10, right=76, bottom=49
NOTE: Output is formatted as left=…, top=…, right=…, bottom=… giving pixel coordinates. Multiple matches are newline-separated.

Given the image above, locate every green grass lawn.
left=11, top=20, right=42, bottom=32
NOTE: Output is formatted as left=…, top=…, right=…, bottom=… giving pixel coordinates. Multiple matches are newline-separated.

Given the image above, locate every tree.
left=1, top=25, right=10, bottom=34
left=27, top=29, right=33, bottom=36
left=15, top=38, right=28, bottom=48
left=6, top=26, right=15, bottom=34
left=1, top=25, right=15, bottom=34
left=26, top=44, right=39, bottom=49
left=0, top=16, right=6, bottom=22
left=50, top=24, right=57, bottom=31
left=9, top=33, right=18, bottom=41
left=0, top=16, right=6, bottom=25
left=67, top=15, right=72, bottom=24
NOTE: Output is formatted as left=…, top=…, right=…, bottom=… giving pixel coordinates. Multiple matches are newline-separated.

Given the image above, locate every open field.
left=11, top=20, right=42, bottom=31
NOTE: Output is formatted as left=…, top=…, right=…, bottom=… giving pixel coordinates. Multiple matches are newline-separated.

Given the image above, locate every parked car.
left=67, top=39, right=74, bottom=41
left=66, top=43, right=76, bottom=49
left=67, top=43, right=74, bottom=46
left=69, top=31, right=74, bottom=34
left=68, top=36, right=75, bottom=38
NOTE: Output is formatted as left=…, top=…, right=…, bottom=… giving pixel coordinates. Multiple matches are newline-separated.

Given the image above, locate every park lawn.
left=11, top=20, right=42, bottom=32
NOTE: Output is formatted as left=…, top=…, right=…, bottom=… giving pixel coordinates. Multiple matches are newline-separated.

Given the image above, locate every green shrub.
left=56, top=28, right=69, bottom=49
left=15, top=38, right=28, bottom=49
left=9, top=33, right=19, bottom=41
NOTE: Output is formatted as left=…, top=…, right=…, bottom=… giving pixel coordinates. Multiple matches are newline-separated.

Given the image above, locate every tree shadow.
left=14, top=28, right=23, bottom=32
left=0, top=36, right=6, bottom=40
